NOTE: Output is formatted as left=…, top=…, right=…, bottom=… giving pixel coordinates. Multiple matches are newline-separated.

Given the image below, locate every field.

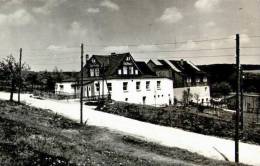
left=0, top=99, right=240, bottom=166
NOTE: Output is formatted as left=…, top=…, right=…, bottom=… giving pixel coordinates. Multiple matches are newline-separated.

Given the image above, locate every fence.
left=33, top=91, right=79, bottom=100
left=100, top=101, right=260, bottom=144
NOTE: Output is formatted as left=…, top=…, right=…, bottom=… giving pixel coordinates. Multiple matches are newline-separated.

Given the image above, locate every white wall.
left=89, top=78, right=174, bottom=107
left=174, top=86, right=211, bottom=105
left=55, top=82, right=76, bottom=95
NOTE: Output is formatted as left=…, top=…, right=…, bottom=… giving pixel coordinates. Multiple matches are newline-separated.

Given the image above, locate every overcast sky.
left=0, top=0, right=260, bottom=71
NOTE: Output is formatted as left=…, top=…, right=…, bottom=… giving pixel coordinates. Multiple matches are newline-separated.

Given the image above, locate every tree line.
left=0, top=55, right=78, bottom=101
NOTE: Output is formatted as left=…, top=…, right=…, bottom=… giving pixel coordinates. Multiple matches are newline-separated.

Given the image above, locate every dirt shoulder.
left=0, top=100, right=243, bottom=165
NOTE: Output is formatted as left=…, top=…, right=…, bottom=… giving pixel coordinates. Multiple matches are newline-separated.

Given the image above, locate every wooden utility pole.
left=102, top=63, right=105, bottom=99
left=80, top=43, right=84, bottom=124
left=235, top=34, right=240, bottom=163
left=18, top=48, right=22, bottom=104
left=240, top=68, right=244, bottom=130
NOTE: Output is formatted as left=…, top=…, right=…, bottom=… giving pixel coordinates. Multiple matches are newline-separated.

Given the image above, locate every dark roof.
left=150, top=59, right=205, bottom=76
left=105, top=53, right=129, bottom=75
left=85, top=53, right=130, bottom=76
left=93, top=55, right=110, bottom=66
left=170, top=60, right=205, bottom=75
left=136, top=61, right=156, bottom=76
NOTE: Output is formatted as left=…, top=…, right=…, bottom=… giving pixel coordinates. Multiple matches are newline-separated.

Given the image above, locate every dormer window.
left=95, top=68, right=99, bottom=77
left=135, top=69, right=138, bottom=75
left=187, top=77, right=191, bottom=83
left=118, top=69, right=122, bottom=75
left=123, top=66, right=127, bottom=75
left=90, top=68, right=94, bottom=77
left=129, top=66, right=134, bottom=75
left=203, top=77, right=207, bottom=83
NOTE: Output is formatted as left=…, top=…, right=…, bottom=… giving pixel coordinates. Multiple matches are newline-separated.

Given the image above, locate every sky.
left=0, top=0, right=260, bottom=71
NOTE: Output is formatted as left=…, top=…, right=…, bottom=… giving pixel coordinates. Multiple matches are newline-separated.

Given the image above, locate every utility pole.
left=235, top=34, right=240, bottom=163
left=102, top=63, right=105, bottom=99
left=80, top=43, right=84, bottom=124
left=240, top=68, right=244, bottom=130
left=18, top=48, right=22, bottom=104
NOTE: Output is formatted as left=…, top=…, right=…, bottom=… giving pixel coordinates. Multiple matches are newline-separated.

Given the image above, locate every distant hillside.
left=198, top=64, right=260, bottom=93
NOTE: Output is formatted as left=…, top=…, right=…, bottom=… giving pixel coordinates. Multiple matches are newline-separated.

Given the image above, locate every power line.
left=86, top=37, right=234, bottom=48
left=0, top=36, right=235, bottom=52
left=241, top=46, right=260, bottom=49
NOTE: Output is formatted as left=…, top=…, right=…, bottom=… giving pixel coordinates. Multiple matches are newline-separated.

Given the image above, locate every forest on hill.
left=199, top=64, right=260, bottom=95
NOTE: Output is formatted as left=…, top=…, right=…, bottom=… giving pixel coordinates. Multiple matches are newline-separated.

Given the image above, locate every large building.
left=147, top=59, right=210, bottom=105
left=56, top=53, right=174, bottom=107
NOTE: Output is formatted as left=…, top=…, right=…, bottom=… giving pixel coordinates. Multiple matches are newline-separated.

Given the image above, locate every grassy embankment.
left=0, top=100, right=244, bottom=165
left=99, top=101, right=260, bottom=145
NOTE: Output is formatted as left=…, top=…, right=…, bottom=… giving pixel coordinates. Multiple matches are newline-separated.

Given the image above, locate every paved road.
left=1, top=91, right=260, bottom=166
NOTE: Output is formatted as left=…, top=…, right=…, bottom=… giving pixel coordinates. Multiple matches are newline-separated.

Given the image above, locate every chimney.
left=180, top=59, right=184, bottom=66
left=85, top=54, right=89, bottom=65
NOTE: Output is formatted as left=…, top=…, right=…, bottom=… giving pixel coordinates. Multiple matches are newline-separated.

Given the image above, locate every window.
left=129, top=66, right=134, bottom=75
left=146, top=81, right=150, bottom=90
left=135, top=70, right=138, bottom=75
left=123, top=66, right=128, bottom=75
left=95, top=83, right=100, bottom=91
left=107, top=83, right=112, bottom=91
left=136, top=81, right=140, bottom=90
left=157, top=81, right=161, bottom=89
left=126, top=56, right=130, bottom=61
left=123, top=82, right=128, bottom=91
left=196, top=78, right=200, bottom=83
left=187, top=77, right=191, bottom=83
left=203, top=77, right=207, bottom=83
left=91, top=58, right=96, bottom=63
left=90, top=68, right=94, bottom=77
left=118, top=69, right=122, bottom=75
left=95, top=68, right=100, bottom=77
left=59, top=85, right=64, bottom=90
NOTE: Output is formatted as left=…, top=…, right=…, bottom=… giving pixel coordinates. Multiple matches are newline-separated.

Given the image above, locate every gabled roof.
left=149, top=59, right=163, bottom=66
left=136, top=61, right=156, bottom=76
left=150, top=59, right=205, bottom=76
left=86, top=52, right=153, bottom=77
left=92, top=55, right=110, bottom=66
left=164, top=60, right=181, bottom=72
left=170, top=60, right=205, bottom=75
left=105, top=53, right=129, bottom=75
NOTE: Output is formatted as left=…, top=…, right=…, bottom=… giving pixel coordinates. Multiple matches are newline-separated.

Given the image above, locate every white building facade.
left=147, top=59, right=211, bottom=104
left=84, top=77, right=174, bottom=106
left=55, top=53, right=174, bottom=106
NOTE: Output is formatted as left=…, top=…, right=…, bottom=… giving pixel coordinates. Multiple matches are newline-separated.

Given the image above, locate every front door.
left=142, top=96, right=146, bottom=105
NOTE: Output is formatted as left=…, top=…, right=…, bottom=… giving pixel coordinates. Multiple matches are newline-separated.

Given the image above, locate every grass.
left=99, top=101, right=260, bottom=145
left=0, top=100, right=247, bottom=165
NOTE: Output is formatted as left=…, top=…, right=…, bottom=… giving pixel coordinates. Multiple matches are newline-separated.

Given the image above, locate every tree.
left=0, top=55, right=30, bottom=101
left=182, top=89, right=193, bottom=106
left=194, top=93, right=200, bottom=105
left=26, top=72, right=39, bottom=91
left=52, top=66, right=64, bottom=83
left=211, top=82, right=232, bottom=98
